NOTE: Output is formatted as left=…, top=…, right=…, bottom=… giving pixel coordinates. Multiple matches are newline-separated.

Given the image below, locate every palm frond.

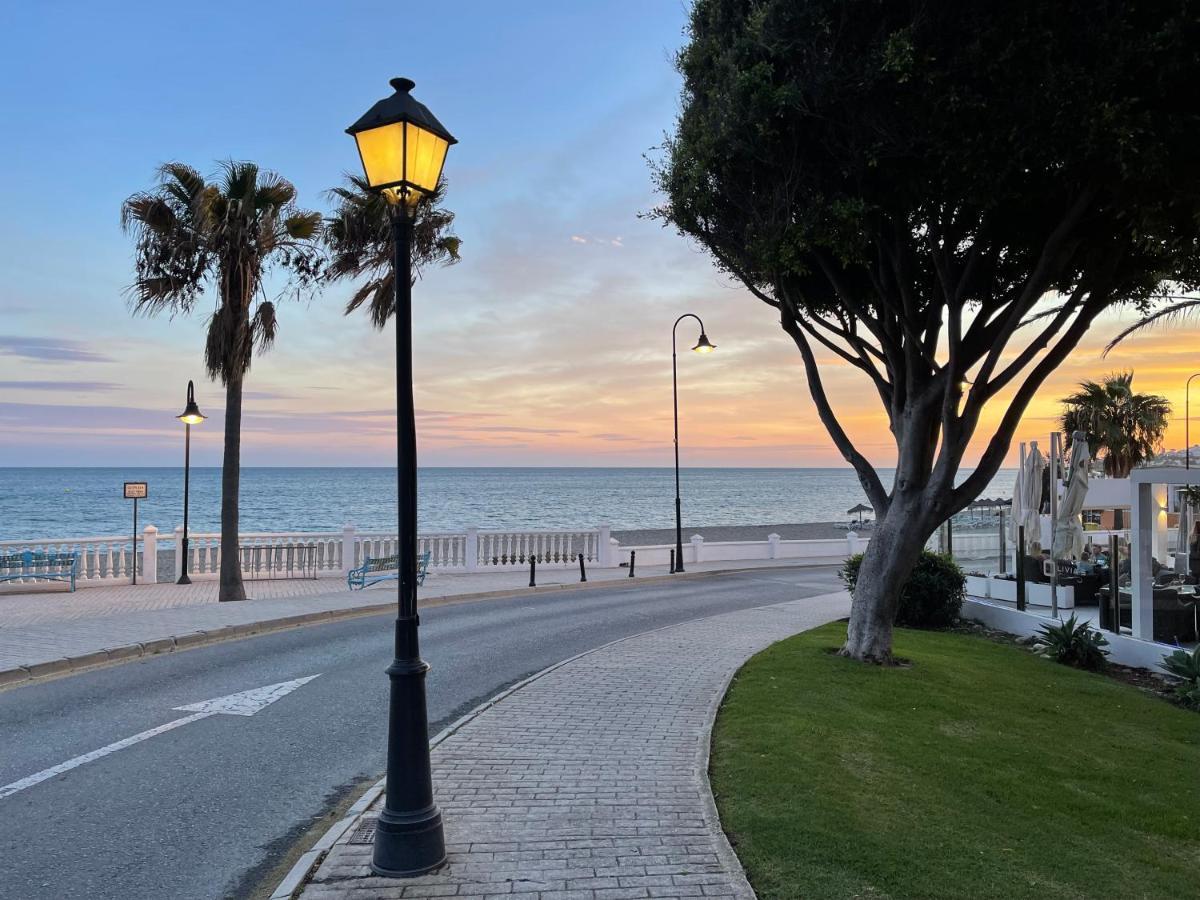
left=322, top=174, right=460, bottom=329
left=1103, top=299, right=1200, bottom=355
left=284, top=211, right=322, bottom=241
left=252, top=301, right=278, bottom=353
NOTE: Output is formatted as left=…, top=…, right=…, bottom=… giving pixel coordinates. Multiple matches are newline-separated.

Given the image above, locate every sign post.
left=124, top=482, right=148, bottom=585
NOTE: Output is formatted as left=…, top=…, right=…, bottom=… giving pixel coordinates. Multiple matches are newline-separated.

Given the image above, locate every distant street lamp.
left=1187, top=373, right=1200, bottom=469
left=346, top=76, right=456, bottom=879
left=672, top=314, right=715, bottom=573
left=176, top=380, right=205, bottom=585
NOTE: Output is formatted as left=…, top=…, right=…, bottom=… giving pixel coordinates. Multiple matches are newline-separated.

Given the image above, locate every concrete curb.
left=269, top=589, right=851, bottom=900
left=0, top=563, right=820, bottom=690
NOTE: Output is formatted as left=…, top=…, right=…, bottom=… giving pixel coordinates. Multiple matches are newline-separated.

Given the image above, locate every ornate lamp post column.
left=671, top=314, right=715, bottom=573
left=176, top=380, right=205, bottom=585
left=346, top=76, right=457, bottom=878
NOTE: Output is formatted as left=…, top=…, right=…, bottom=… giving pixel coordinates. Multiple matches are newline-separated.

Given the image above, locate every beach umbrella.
left=1052, top=432, right=1090, bottom=560
left=847, top=503, right=872, bottom=526
left=1019, top=441, right=1046, bottom=553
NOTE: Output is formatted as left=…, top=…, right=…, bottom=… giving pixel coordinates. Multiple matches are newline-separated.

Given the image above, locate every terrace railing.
left=0, top=534, right=141, bottom=585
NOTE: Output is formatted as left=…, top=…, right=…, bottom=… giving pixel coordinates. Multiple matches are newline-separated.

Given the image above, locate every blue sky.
left=0, top=1, right=1191, bottom=468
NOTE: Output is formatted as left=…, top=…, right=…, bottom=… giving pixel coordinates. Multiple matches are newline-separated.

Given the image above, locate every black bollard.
left=628, top=550, right=636, bottom=577
left=578, top=552, right=587, bottom=582
left=669, top=548, right=676, bottom=574
left=529, top=554, right=536, bottom=588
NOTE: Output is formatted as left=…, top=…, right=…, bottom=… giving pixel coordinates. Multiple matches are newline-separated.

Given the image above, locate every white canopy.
left=1053, top=433, right=1090, bottom=560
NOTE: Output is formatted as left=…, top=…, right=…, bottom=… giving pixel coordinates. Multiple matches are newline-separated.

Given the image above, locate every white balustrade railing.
left=1, top=523, right=615, bottom=587
left=475, top=529, right=602, bottom=568
left=0, top=534, right=141, bottom=584
left=173, top=529, right=344, bottom=581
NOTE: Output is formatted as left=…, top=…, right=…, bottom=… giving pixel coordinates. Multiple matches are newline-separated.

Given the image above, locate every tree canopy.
left=656, top=0, right=1200, bottom=660
left=657, top=0, right=1200, bottom=518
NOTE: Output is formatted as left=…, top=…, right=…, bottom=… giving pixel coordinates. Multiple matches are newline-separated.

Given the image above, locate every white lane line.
left=0, top=712, right=212, bottom=799
left=0, top=673, right=321, bottom=801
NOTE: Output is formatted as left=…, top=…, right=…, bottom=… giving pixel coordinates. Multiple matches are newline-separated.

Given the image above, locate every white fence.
left=1, top=524, right=867, bottom=589
left=0, top=534, right=143, bottom=585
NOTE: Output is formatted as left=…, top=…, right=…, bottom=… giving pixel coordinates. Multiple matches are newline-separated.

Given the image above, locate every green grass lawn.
left=711, top=623, right=1200, bottom=899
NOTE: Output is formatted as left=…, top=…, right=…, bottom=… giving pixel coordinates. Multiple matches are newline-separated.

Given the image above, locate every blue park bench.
left=347, top=551, right=430, bottom=591
left=0, top=550, right=79, bottom=592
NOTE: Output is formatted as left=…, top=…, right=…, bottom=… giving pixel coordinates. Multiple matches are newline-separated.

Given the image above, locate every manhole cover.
left=347, top=817, right=378, bottom=844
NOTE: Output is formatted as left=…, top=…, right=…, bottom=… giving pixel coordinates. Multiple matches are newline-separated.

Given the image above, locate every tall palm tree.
left=1060, top=372, right=1171, bottom=478
left=323, top=175, right=460, bottom=327
left=122, top=162, right=322, bottom=601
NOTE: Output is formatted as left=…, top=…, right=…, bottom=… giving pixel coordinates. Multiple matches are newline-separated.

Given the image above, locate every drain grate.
left=346, top=817, right=378, bottom=844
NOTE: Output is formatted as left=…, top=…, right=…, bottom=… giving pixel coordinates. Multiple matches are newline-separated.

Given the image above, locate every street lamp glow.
left=346, top=77, right=457, bottom=207
left=692, top=332, right=716, bottom=353
left=177, top=380, right=206, bottom=425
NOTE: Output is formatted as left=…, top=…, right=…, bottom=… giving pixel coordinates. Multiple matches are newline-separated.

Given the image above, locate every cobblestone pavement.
left=297, top=591, right=851, bottom=900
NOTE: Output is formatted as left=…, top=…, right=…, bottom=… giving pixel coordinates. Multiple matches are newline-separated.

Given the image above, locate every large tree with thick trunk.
left=655, top=0, right=1200, bottom=661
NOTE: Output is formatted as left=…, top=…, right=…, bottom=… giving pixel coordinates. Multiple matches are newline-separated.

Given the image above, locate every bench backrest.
left=363, top=551, right=429, bottom=573
left=0, top=550, right=78, bottom=569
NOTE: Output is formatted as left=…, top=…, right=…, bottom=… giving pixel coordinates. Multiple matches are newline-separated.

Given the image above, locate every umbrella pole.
left=998, top=509, right=1007, bottom=575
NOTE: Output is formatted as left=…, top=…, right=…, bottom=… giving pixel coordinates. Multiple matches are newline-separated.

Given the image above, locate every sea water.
left=0, top=467, right=1017, bottom=541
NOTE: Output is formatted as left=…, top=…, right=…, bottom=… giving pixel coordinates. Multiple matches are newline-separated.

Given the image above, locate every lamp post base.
left=371, top=806, right=447, bottom=877
left=372, top=621, right=446, bottom=878
left=176, top=573, right=191, bottom=585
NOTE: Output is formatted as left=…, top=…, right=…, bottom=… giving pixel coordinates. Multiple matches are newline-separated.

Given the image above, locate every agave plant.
left=1034, top=614, right=1110, bottom=671
left=1161, top=646, right=1200, bottom=707
left=122, top=162, right=323, bottom=602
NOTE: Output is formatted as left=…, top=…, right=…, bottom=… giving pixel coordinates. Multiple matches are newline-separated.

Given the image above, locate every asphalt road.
left=0, top=566, right=843, bottom=900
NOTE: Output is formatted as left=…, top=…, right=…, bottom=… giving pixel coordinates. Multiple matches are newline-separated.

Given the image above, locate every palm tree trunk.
left=219, top=373, right=247, bottom=602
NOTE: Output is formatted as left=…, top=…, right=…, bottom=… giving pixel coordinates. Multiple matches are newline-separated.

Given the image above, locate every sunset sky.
left=1, top=1, right=1196, bottom=470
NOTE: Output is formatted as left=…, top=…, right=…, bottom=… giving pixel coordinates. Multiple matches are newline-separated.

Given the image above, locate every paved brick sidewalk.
left=292, top=591, right=851, bottom=900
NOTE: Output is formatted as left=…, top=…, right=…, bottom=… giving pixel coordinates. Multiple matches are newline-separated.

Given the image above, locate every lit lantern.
left=346, top=77, right=457, bottom=206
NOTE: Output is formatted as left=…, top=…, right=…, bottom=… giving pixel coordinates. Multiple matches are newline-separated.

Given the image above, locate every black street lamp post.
left=347, top=76, right=456, bottom=878
left=176, top=380, right=205, bottom=585
left=1187, top=373, right=1200, bottom=469
left=671, top=314, right=715, bottom=573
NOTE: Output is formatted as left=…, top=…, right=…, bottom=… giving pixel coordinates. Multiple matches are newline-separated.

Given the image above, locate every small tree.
left=655, top=0, right=1200, bottom=661
left=1060, top=373, right=1170, bottom=478
left=123, top=162, right=322, bottom=602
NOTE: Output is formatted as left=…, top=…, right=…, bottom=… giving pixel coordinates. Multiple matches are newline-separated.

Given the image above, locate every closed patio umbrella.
left=1019, top=441, right=1046, bottom=553
left=1053, top=432, right=1090, bottom=560
left=1177, top=491, right=1195, bottom=576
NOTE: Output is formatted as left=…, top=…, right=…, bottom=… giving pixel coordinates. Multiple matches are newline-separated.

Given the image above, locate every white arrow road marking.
left=0, top=674, right=320, bottom=800
left=173, top=673, right=321, bottom=716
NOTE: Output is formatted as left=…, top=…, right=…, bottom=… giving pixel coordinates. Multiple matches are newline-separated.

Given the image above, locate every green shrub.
left=1034, top=614, right=1110, bottom=671
left=1161, top=646, right=1200, bottom=708
left=840, top=550, right=965, bottom=629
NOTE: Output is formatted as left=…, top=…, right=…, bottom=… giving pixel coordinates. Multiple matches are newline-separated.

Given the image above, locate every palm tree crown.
left=121, top=161, right=323, bottom=381
left=1060, top=372, right=1171, bottom=478
left=323, top=175, right=460, bottom=328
